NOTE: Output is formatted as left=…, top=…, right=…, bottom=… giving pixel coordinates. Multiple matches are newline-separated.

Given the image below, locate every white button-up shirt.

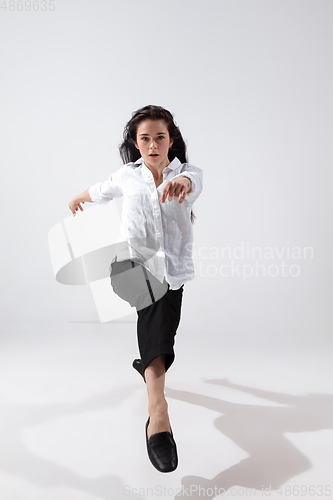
left=88, top=156, right=203, bottom=290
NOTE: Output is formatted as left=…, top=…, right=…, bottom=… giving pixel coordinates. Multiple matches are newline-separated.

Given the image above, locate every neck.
left=144, top=157, right=171, bottom=177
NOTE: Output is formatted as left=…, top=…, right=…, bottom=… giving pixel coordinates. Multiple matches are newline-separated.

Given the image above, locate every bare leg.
left=144, top=354, right=172, bottom=439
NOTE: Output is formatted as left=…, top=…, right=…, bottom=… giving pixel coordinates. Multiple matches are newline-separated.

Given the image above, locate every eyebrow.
left=139, top=132, right=167, bottom=136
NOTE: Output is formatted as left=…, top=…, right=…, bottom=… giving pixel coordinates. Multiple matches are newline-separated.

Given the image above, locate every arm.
left=182, top=176, right=192, bottom=193
left=88, top=167, right=123, bottom=204
left=159, top=164, right=203, bottom=205
left=160, top=176, right=192, bottom=204
left=68, top=188, right=93, bottom=217
left=68, top=166, right=124, bottom=217
left=171, top=163, right=203, bottom=206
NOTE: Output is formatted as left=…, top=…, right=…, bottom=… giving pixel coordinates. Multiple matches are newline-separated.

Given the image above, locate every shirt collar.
left=134, top=156, right=182, bottom=170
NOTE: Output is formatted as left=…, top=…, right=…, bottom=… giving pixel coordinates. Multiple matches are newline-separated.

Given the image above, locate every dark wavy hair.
left=119, top=105, right=196, bottom=224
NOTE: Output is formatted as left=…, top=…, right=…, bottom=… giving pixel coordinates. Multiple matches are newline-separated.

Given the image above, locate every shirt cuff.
left=88, top=182, right=111, bottom=204
left=88, top=185, right=96, bottom=203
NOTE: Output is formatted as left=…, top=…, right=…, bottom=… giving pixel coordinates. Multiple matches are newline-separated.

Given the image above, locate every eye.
left=158, top=135, right=165, bottom=140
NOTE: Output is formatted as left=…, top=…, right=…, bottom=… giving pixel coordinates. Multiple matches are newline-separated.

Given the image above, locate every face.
left=134, top=119, right=173, bottom=169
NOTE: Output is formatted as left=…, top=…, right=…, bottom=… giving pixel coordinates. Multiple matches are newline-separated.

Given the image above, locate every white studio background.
left=0, top=0, right=332, bottom=331
left=0, top=1, right=333, bottom=498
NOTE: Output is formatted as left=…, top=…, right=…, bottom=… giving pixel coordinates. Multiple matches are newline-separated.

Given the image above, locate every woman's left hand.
left=160, top=177, right=192, bottom=204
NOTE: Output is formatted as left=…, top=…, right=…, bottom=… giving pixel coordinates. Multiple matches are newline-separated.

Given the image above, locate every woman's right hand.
left=68, top=197, right=85, bottom=217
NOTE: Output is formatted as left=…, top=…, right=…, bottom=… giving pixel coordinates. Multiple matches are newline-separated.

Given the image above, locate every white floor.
left=1, top=295, right=333, bottom=500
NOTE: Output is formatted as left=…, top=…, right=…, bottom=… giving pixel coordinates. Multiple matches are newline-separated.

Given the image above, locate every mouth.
left=149, top=154, right=159, bottom=157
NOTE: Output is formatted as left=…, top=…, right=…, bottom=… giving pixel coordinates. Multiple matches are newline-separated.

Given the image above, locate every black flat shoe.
left=132, top=359, right=146, bottom=383
left=145, top=416, right=178, bottom=473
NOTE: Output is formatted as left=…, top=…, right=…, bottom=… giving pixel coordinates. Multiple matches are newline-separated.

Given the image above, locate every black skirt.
left=110, top=258, right=184, bottom=376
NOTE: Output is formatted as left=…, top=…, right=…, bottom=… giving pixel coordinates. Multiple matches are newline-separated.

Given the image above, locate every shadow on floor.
left=164, top=378, right=332, bottom=499
left=0, top=384, right=140, bottom=499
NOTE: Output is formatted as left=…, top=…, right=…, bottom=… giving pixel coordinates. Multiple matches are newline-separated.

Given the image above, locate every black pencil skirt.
left=110, top=258, right=184, bottom=377
left=136, top=280, right=184, bottom=377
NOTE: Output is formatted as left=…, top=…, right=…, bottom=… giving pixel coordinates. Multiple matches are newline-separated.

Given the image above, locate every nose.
left=149, top=139, right=158, bottom=149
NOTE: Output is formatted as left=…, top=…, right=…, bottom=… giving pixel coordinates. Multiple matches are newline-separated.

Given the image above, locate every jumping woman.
left=68, top=105, right=203, bottom=473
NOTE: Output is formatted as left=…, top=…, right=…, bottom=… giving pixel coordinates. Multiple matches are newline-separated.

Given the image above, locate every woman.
left=68, top=105, right=203, bottom=472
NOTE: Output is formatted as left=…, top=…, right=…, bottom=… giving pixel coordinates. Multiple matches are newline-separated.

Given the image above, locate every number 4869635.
left=1, top=0, right=55, bottom=11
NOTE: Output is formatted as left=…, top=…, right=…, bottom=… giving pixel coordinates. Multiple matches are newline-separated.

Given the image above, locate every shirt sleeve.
left=89, top=166, right=124, bottom=204
left=171, top=163, right=203, bottom=206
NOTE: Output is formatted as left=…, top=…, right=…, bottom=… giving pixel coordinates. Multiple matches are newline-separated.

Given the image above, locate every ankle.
left=148, top=398, right=168, bottom=415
